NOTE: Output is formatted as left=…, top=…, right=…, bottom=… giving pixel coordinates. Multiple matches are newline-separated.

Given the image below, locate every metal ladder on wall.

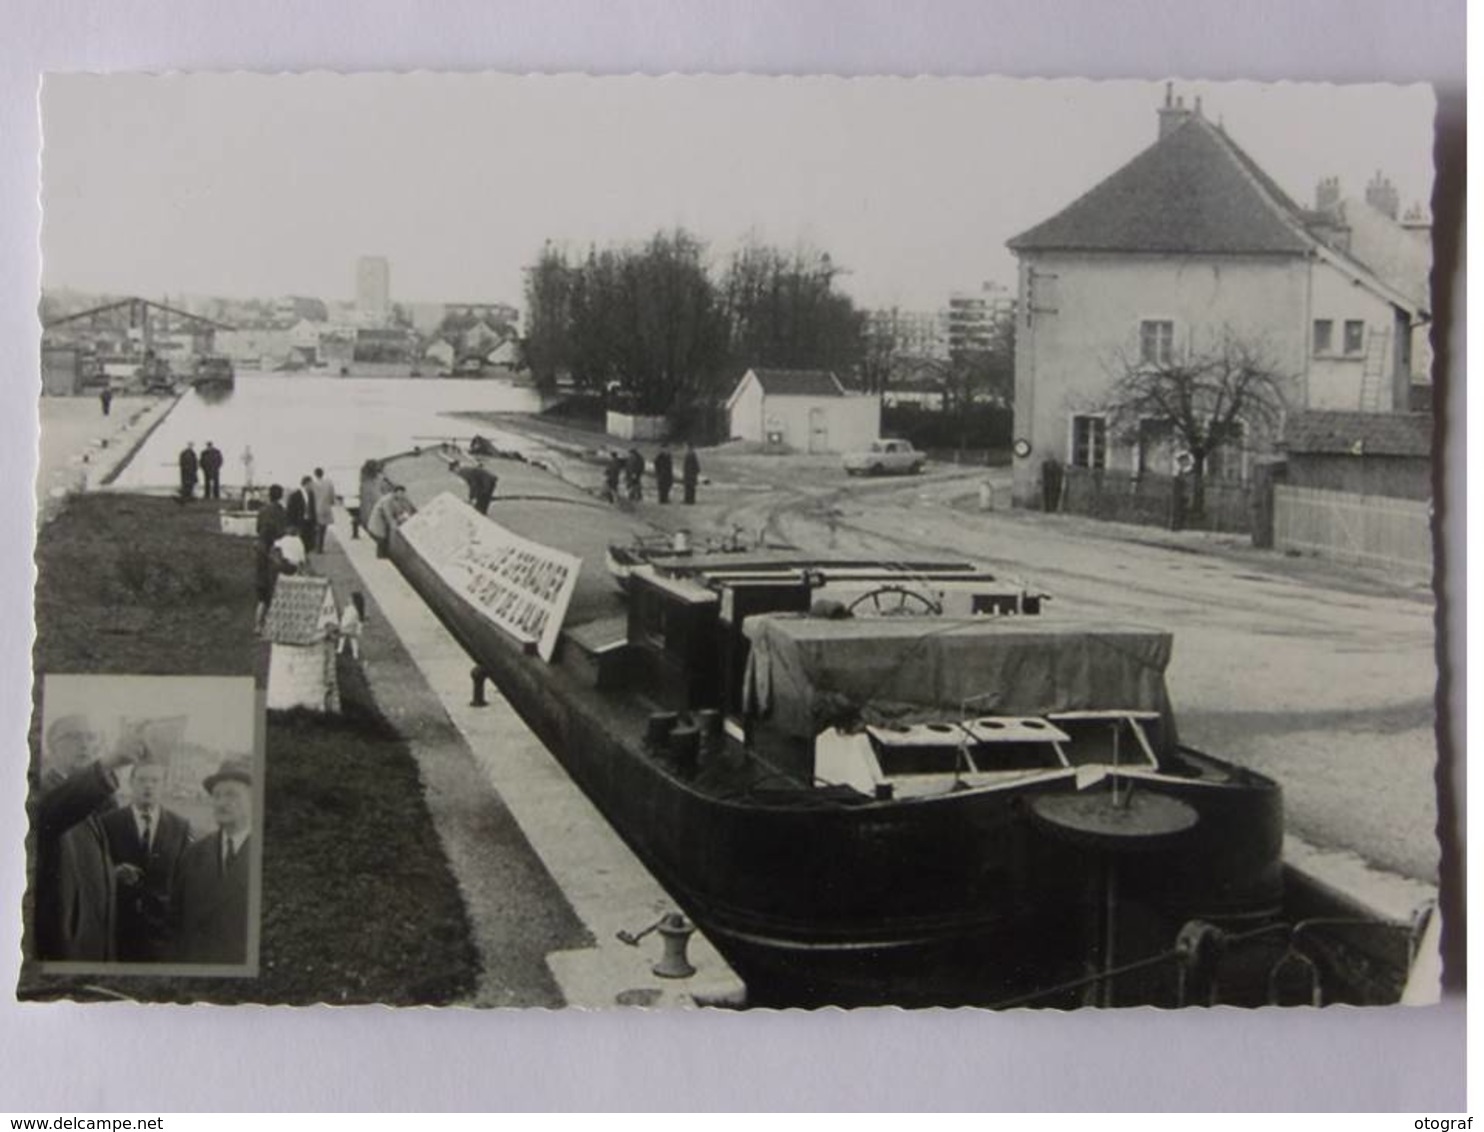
left=1358, top=324, right=1392, bottom=413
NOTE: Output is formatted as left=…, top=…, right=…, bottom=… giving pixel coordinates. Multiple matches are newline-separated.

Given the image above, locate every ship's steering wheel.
left=847, top=585, right=943, bottom=617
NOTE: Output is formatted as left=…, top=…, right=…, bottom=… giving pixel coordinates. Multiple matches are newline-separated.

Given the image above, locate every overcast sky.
left=40, top=73, right=1435, bottom=312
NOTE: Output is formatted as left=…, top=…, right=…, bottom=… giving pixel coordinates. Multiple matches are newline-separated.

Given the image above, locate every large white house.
left=726, top=368, right=881, bottom=454
left=1005, top=87, right=1430, bottom=509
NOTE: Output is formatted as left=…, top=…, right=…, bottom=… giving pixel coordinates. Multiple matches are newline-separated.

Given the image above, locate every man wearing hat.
left=173, top=757, right=253, bottom=965
left=99, top=758, right=193, bottom=962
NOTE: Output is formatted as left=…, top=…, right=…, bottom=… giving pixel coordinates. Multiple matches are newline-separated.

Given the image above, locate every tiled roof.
left=1008, top=117, right=1311, bottom=256
left=1008, top=113, right=1429, bottom=318
left=1318, top=197, right=1433, bottom=314
left=264, top=575, right=339, bottom=645
left=747, top=368, right=846, bottom=397
left=1282, top=411, right=1433, bottom=458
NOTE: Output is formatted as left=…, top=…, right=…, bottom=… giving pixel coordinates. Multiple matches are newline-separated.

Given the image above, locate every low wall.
left=1058, top=468, right=1253, bottom=535
left=605, top=411, right=669, bottom=442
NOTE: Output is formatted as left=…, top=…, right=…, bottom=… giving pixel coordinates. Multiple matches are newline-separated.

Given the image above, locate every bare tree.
left=859, top=311, right=900, bottom=396
left=1102, top=328, right=1290, bottom=521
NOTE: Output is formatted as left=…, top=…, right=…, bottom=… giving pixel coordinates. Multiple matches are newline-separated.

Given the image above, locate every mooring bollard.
left=470, top=666, right=490, bottom=707
left=653, top=913, right=697, bottom=979
left=617, top=910, right=698, bottom=980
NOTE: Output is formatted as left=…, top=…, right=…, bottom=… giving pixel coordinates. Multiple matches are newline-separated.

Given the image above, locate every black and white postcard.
left=24, top=72, right=1444, bottom=1016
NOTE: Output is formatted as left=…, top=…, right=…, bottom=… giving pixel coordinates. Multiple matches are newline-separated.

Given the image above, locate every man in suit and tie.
left=285, top=477, right=316, bottom=553
left=173, top=758, right=253, bottom=965
left=100, top=759, right=192, bottom=962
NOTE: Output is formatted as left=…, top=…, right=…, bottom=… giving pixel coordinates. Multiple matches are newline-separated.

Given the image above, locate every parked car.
left=844, top=439, right=926, bottom=476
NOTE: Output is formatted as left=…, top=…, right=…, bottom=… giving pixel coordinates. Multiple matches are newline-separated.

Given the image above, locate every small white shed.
left=726, top=368, right=880, bottom=454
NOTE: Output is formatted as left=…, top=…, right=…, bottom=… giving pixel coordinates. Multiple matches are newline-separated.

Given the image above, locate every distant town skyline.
left=41, top=74, right=1434, bottom=313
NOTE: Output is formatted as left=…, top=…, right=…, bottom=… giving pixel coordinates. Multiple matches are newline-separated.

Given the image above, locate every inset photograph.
left=28, top=674, right=262, bottom=977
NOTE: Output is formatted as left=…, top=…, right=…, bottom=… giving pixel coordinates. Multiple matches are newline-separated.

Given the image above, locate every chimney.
left=1157, top=83, right=1195, bottom=140
left=1314, top=175, right=1341, bottom=213
left=1365, top=170, right=1400, bottom=220
left=1401, top=201, right=1431, bottom=244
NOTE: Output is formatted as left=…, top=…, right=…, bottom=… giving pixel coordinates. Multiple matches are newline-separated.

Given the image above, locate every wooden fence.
left=1273, top=484, right=1433, bottom=576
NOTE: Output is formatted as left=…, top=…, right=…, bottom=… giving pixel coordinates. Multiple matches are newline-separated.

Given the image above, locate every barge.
left=380, top=446, right=1288, bottom=1007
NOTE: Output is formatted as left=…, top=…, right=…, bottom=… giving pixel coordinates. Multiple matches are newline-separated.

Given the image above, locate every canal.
left=112, top=375, right=548, bottom=492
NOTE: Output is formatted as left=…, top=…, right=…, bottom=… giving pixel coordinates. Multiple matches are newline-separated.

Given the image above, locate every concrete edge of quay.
left=37, top=393, right=183, bottom=525
left=95, top=393, right=182, bottom=488
left=332, top=507, right=747, bottom=1010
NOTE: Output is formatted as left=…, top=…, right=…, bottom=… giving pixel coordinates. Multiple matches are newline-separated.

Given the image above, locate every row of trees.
left=522, top=230, right=962, bottom=414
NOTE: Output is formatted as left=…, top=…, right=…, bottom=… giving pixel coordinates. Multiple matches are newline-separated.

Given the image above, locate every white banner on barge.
left=396, top=492, right=581, bottom=662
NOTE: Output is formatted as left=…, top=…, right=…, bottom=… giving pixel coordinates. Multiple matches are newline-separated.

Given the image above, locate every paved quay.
left=36, top=393, right=178, bottom=523
left=332, top=511, right=746, bottom=1009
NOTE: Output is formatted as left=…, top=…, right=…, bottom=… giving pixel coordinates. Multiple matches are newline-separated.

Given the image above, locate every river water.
left=112, top=375, right=547, bottom=494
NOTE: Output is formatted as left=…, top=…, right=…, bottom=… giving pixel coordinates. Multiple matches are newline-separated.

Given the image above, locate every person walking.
left=199, top=442, right=224, bottom=500
left=99, top=388, right=113, bottom=417
left=178, top=442, right=199, bottom=502
left=682, top=442, right=701, bottom=505
left=310, top=467, right=337, bottom=552
left=240, top=446, right=256, bottom=495
left=653, top=443, right=674, bottom=504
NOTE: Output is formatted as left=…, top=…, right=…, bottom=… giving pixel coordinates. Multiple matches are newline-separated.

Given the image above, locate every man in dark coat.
left=178, top=442, right=199, bottom=502
left=99, top=388, right=113, bottom=416
left=286, top=477, right=316, bottom=549
left=32, top=716, right=141, bottom=962
left=653, top=444, right=674, bottom=504
left=625, top=448, right=645, bottom=502
left=602, top=451, right=623, bottom=503
left=450, top=460, right=499, bottom=515
left=682, top=442, right=701, bottom=505
left=173, top=758, right=253, bottom=966
left=99, top=760, right=192, bottom=962
left=255, top=485, right=289, bottom=633
left=199, top=442, right=224, bottom=500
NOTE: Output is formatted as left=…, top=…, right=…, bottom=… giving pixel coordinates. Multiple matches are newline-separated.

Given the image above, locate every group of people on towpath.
left=603, top=441, right=701, bottom=506
left=249, top=468, right=341, bottom=628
